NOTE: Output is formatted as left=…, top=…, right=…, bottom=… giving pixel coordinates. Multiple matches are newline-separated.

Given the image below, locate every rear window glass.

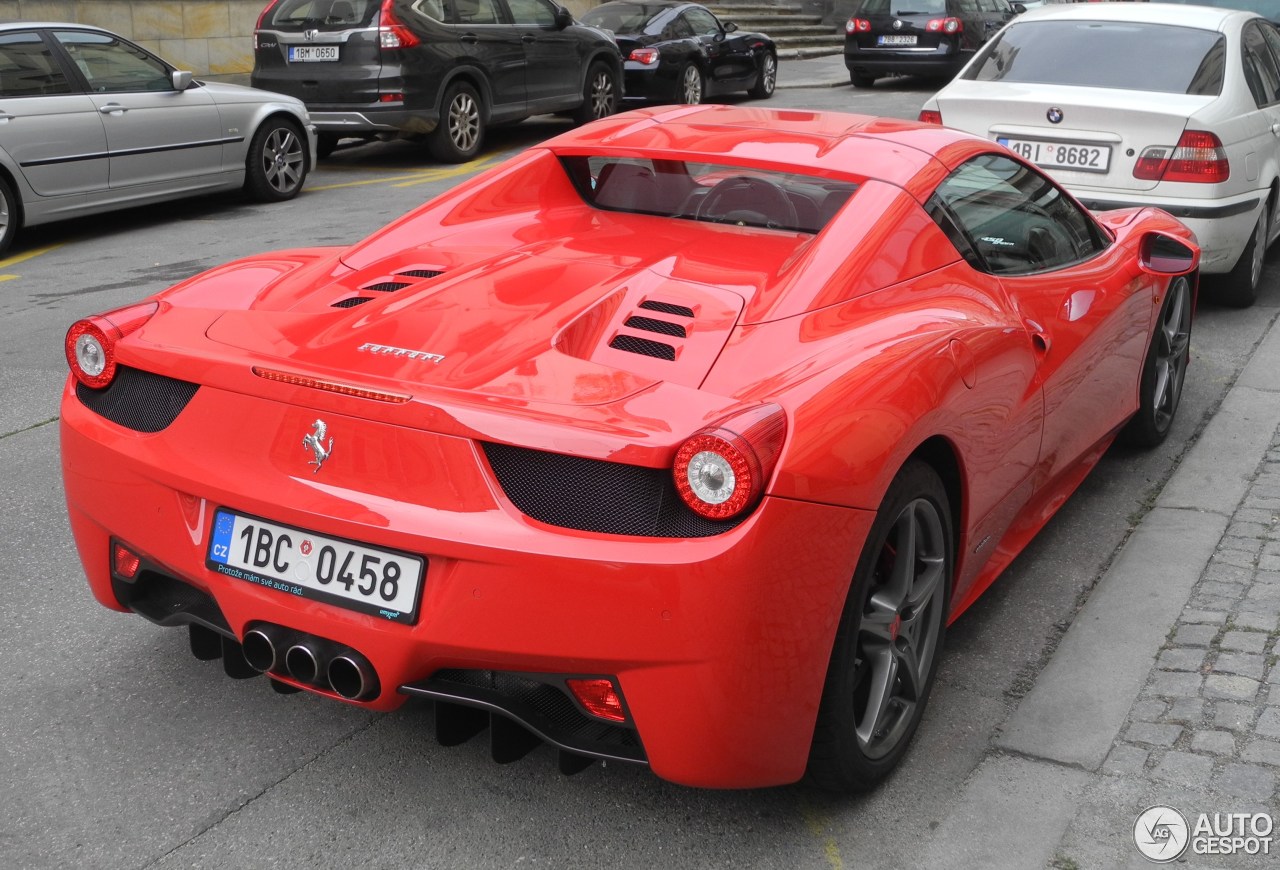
left=856, top=0, right=948, bottom=15
left=264, top=0, right=380, bottom=29
left=562, top=156, right=859, bottom=234
left=964, top=21, right=1225, bottom=95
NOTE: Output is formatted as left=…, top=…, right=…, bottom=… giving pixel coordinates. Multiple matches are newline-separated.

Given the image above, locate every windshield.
left=857, top=0, right=948, bottom=15
left=965, top=21, right=1225, bottom=95
left=562, top=156, right=858, bottom=234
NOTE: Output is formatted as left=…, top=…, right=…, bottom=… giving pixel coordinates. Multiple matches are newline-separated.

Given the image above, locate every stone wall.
left=3, top=0, right=598, bottom=78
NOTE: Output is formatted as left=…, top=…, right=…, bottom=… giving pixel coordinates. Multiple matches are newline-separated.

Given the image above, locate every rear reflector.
left=252, top=367, right=411, bottom=403
left=567, top=678, right=627, bottom=722
left=113, top=543, right=141, bottom=579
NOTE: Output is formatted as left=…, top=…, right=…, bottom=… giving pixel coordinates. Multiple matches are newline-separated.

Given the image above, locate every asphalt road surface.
left=2, top=82, right=1277, bottom=870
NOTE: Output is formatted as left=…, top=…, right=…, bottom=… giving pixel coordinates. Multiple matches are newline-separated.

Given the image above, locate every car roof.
left=0, top=20, right=114, bottom=32
left=544, top=105, right=997, bottom=196
left=1017, top=2, right=1252, bottom=29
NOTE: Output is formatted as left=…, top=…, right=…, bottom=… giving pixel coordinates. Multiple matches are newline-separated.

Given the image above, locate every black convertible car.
left=581, top=1, right=776, bottom=104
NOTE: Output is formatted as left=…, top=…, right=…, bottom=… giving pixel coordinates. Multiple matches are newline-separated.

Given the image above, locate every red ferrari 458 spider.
left=61, top=105, right=1198, bottom=791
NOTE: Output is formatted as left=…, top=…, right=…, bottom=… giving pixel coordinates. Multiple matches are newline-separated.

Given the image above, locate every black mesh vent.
left=608, top=334, right=676, bottom=361
left=112, top=568, right=231, bottom=634
left=75, top=366, right=199, bottom=433
left=624, top=315, right=686, bottom=338
left=364, top=281, right=411, bottom=293
left=332, top=297, right=371, bottom=308
left=482, top=442, right=741, bottom=538
left=397, top=269, right=444, bottom=279
left=638, top=300, right=694, bottom=318
left=431, top=669, right=641, bottom=749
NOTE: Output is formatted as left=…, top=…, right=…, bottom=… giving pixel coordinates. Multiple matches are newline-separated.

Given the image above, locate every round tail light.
left=673, top=403, right=786, bottom=520
left=64, top=301, right=158, bottom=389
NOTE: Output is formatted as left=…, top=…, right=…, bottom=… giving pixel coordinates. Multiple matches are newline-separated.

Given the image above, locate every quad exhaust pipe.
left=216, top=623, right=379, bottom=701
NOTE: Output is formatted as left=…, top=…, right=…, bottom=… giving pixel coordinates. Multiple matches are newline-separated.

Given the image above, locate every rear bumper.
left=60, top=375, right=873, bottom=788
left=307, top=107, right=439, bottom=136
left=844, top=43, right=968, bottom=78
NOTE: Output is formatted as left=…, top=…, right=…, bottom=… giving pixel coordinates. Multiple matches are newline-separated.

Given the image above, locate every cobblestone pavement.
left=1055, top=427, right=1280, bottom=868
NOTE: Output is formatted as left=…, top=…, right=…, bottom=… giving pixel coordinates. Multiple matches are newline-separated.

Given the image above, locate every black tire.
left=851, top=70, right=876, bottom=89
left=0, top=175, right=18, bottom=257
left=748, top=52, right=776, bottom=99
left=1122, top=274, right=1193, bottom=448
left=428, top=81, right=484, bottom=163
left=806, top=460, right=951, bottom=792
left=243, top=118, right=307, bottom=202
left=572, top=61, right=619, bottom=125
left=316, top=133, right=339, bottom=160
left=1215, top=200, right=1269, bottom=308
left=676, top=62, right=704, bottom=104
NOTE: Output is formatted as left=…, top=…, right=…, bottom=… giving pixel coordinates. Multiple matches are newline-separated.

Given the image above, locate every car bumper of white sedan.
left=1070, top=188, right=1262, bottom=274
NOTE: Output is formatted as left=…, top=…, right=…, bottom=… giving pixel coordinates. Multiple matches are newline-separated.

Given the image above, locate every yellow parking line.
left=799, top=798, right=845, bottom=870
left=0, top=242, right=61, bottom=280
left=309, top=154, right=501, bottom=192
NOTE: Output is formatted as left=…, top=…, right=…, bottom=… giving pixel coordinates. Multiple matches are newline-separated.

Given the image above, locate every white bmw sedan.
left=919, top=3, right=1280, bottom=306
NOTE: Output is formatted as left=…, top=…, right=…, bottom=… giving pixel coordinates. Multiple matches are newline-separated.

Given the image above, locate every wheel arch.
left=906, top=435, right=965, bottom=587
left=0, top=159, right=25, bottom=230
left=250, top=110, right=313, bottom=176
left=438, top=67, right=493, bottom=123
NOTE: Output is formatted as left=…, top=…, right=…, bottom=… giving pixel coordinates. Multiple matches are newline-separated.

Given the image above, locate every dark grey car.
left=0, top=22, right=315, bottom=255
left=251, top=0, right=624, bottom=162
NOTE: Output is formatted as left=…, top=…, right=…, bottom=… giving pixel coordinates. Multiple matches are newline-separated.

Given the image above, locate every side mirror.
left=1139, top=233, right=1199, bottom=276
left=555, top=7, right=573, bottom=29
left=1013, top=3, right=1026, bottom=12
left=724, top=21, right=738, bottom=33
left=172, top=70, right=193, bottom=90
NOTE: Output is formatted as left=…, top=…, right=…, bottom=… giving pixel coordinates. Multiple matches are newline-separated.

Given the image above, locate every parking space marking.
left=309, top=154, right=503, bottom=192
left=798, top=798, right=845, bottom=870
left=0, top=242, right=61, bottom=280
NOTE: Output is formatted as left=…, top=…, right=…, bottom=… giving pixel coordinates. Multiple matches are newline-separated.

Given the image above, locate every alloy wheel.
left=262, top=127, right=304, bottom=195
left=682, top=65, right=703, bottom=104
left=448, top=92, right=480, bottom=153
left=1250, top=205, right=1268, bottom=290
left=1152, top=276, right=1192, bottom=432
left=589, top=69, right=616, bottom=119
left=759, top=55, right=776, bottom=95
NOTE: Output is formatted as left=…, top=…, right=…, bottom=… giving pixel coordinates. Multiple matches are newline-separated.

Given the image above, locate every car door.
left=683, top=7, right=751, bottom=88
left=450, top=0, right=526, bottom=118
left=0, top=30, right=108, bottom=197
left=934, top=153, right=1147, bottom=487
left=503, top=0, right=579, bottom=109
left=1247, top=20, right=1280, bottom=243
left=51, top=29, right=224, bottom=190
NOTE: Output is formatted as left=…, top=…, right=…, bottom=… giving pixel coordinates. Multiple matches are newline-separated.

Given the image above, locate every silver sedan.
left=0, top=22, right=317, bottom=254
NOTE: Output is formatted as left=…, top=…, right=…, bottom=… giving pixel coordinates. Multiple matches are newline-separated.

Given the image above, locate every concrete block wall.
left=2, top=0, right=599, bottom=77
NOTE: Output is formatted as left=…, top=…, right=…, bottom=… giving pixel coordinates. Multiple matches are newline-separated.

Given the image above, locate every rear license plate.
left=289, top=45, right=339, bottom=62
left=997, top=137, right=1112, bottom=173
left=877, top=35, right=917, bottom=46
left=207, top=509, right=424, bottom=624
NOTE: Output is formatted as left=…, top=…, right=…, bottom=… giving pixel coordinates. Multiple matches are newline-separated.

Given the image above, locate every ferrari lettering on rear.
left=357, top=342, right=445, bottom=363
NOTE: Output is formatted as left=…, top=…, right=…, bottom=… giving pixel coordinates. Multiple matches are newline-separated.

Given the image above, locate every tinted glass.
left=857, top=0, right=948, bottom=15
left=1243, top=22, right=1280, bottom=106
left=455, top=0, right=503, bottom=23
left=507, top=0, right=557, bottom=26
left=54, top=31, right=172, bottom=92
left=265, top=0, right=380, bottom=28
left=0, top=32, right=72, bottom=96
left=932, top=154, right=1104, bottom=275
left=965, top=21, right=1225, bottom=95
left=580, top=3, right=659, bottom=33
left=563, top=156, right=859, bottom=235
left=683, top=8, right=720, bottom=36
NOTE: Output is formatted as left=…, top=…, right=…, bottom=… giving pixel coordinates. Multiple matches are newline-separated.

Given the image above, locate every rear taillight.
left=566, top=679, right=627, bottom=722
left=845, top=18, right=871, bottom=34
left=628, top=47, right=660, bottom=65
left=927, top=17, right=962, bottom=34
left=673, top=404, right=786, bottom=520
left=380, top=0, right=421, bottom=49
left=1133, top=130, right=1229, bottom=184
left=918, top=109, right=942, bottom=125
left=255, top=0, right=274, bottom=32
left=65, top=301, right=158, bottom=390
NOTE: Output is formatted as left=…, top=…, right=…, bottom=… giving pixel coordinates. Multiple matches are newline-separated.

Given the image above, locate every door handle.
left=521, top=34, right=536, bottom=43
left=0, top=111, right=13, bottom=122
left=459, top=33, right=478, bottom=44
left=1271, top=122, right=1280, bottom=136
left=98, top=104, right=127, bottom=115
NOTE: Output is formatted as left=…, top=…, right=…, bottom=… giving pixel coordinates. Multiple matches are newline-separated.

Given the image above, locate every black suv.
left=843, top=0, right=1021, bottom=88
left=251, top=0, right=623, bottom=161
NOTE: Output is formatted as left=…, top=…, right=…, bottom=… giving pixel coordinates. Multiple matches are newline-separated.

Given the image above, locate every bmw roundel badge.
left=1047, top=107, right=1064, bottom=124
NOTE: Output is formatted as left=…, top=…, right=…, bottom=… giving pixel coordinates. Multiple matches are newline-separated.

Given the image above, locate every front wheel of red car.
left=1122, top=273, right=1193, bottom=448
left=572, top=62, right=618, bottom=125
left=429, top=81, right=484, bottom=163
left=806, top=460, right=951, bottom=792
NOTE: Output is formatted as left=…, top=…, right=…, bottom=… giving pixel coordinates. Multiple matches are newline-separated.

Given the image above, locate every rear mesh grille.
left=624, top=315, right=686, bottom=338
left=482, top=442, right=741, bottom=538
left=332, top=297, right=371, bottom=308
left=608, top=334, right=676, bottom=360
left=638, top=300, right=694, bottom=318
left=364, top=281, right=411, bottom=293
left=75, top=366, right=200, bottom=433
left=397, top=269, right=444, bottom=279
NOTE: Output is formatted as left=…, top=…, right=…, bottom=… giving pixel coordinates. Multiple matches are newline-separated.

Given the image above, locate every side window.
left=1259, top=23, right=1280, bottom=97
left=684, top=8, right=721, bottom=37
left=1243, top=22, right=1280, bottom=107
left=53, top=31, right=172, bottom=92
left=454, top=0, right=502, bottom=24
left=506, top=0, right=556, bottom=27
left=931, top=154, right=1106, bottom=275
left=667, top=16, right=694, bottom=40
left=955, top=0, right=979, bottom=14
left=0, top=31, right=72, bottom=96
